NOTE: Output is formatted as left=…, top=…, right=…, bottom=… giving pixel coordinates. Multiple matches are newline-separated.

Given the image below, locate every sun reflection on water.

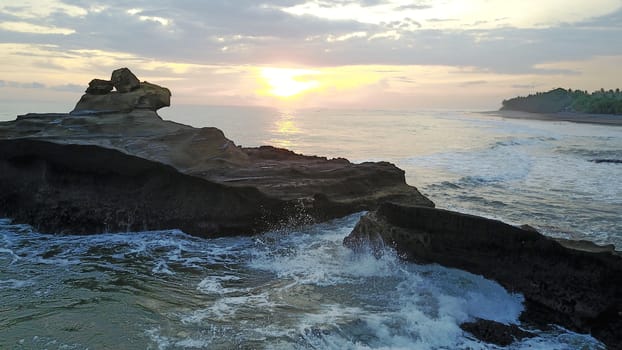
left=269, top=112, right=302, bottom=149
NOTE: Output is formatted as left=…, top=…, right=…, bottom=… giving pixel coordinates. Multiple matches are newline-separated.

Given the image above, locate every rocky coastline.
left=2, top=69, right=620, bottom=348
left=343, top=203, right=622, bottom=348
left=0, top=69, right=432, bottom=236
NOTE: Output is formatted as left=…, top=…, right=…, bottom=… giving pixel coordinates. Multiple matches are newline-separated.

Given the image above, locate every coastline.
left=485, top=110, right=622, bottom=126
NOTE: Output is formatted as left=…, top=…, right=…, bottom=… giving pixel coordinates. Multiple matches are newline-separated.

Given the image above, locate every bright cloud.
left=0, top=21, right=75, bottom=35
left=282, top=0, right=622, bottom=29
left=0, top=0, right=87, bottom=18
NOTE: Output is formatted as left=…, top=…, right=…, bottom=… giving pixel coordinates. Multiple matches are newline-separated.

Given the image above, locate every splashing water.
left=0, top=216, right=603, bottom=349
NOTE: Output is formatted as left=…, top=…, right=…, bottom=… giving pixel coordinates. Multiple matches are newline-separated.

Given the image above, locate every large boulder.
left=460, top=319, right=535, bottom=346
left=86, top=79, right=114, bottom=95
left=111, top=67, right=140, bottom=93
left=71, top=68, right=171, bottom=114
left=343, top=203, right=622, bottom=349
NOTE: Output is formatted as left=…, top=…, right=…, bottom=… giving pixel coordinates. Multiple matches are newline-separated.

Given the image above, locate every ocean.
left=1, top=104, right=620, bottom=349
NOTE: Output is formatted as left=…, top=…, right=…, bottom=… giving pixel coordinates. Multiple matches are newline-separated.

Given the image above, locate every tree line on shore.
left=502, top=88, right=622, bottom=115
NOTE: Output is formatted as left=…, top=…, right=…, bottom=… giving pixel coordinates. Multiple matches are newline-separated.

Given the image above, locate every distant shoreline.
left=485, top=110, right=622, bottom=126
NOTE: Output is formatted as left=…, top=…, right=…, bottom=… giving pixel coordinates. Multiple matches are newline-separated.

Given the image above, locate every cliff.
left=0, top=68, right=432, bottom=236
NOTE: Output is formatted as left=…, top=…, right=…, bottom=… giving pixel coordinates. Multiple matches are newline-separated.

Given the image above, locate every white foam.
left=196, top=275, right=245, bottom=294
left=0, top=247, right=20, bottom=264
left=0, top=182, right=608, bottom=350
left=248, top=216, right=405, bottom=286
left=181, top=291, right=274, bottom=323
left=152, top=261, right=175, bottom=275
left=0, top=278, right=35, bottom=289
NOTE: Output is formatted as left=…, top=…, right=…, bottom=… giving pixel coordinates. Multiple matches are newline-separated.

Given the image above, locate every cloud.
left=460, top=80, right=488, bottom=86
left=1, top=0, right=617, bottom=75
left=511, top=84, right=537, bottom=89
left=0, top=1, right=87, bottom=19
left=0, top=21, right=75, bottom=35
left=0, top=79, right=83, bottom=92
left=0, top=0, right=621, bottom=109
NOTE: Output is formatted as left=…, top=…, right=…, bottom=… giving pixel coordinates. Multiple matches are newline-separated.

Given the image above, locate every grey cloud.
left=426, top=18, right=458, bottom=22
left=0, top=81, right=46, bottom=89
left=511, top=84, right=538, bottom=89
left=393, top=76, right=416, bottom=83
left=576, top=7, right=622, bottom=27
left=460, top=80, right=488, bottom=86
left=395, top=4, right=431, bottom=11
left=1, top=1, right=620, bottom=75
left=51, top=83, right=84, bottom=92
left=0, top=80, right=83, bottom=91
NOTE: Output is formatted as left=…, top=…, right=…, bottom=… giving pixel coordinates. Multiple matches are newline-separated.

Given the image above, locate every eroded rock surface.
left=72, top=68, right=171, bottom=114
left=344, top=202, right=622, bottom=349
left=86, top=79, right=114, bottom=95
left=111, top=67, right=140, bottom=93
left=0, top=69, right=432, bottom=236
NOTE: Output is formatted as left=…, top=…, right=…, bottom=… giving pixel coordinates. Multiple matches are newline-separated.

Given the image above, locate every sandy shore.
left=484, top=110, right=622, bottom=126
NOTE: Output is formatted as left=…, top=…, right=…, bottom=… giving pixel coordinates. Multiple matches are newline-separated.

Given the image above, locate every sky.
left=1, top=0, right=621, bottom=110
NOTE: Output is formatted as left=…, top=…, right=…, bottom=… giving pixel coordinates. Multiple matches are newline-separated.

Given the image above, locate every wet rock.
left=85, top=79, right=114, bottom=95
left=0, top=138, right=283, bottom=236
left=590, top=159, right=622, bottom=164
left=460, top=319, right=535, bottom=346
left=111, top=67, right=140, bottom=93
left=343, top=202, right=622, bottom=349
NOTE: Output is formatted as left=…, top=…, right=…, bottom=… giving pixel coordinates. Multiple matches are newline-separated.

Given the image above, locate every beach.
left=489, top=110, right=622, bottom=126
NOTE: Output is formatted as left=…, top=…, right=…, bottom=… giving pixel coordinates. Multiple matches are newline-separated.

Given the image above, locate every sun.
left=260, top=67, right=321, bottom=98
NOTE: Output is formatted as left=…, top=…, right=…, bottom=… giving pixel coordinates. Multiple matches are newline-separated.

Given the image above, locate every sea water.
left=1, top=104, right=619, bottom=349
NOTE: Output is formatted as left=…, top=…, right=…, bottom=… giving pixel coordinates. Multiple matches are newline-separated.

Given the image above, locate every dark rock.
left=0, top=69, right=432, bottom=236
left=343, top=203, right=622, bottom=349
left=0, top=124, right=431, bottom=236
left=85, top=79, right=114, bottom=95
left=111, top=67, right=140, bottom=93
left=519, top=224, right=538, bottom=232
left=0, top=139, right=284, bottom=236
left=460, top=319, right=535, bottom=346
left=70, top=68, right=171, bottom=114
left=590, top=159, right=622, bottom=164
left=72, top=81, right=171, bottom=114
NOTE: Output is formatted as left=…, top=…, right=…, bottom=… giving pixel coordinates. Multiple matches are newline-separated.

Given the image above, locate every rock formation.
left=343, top=202, right=622, bottom=349
left=111, top=67, right=140, bottom=93
left=72, top=67, right=171, bottom=114
left=86, top=79, right=114, bottom=95
left=0, top=68, right=432, bottom=236
left=459, top=319, right=535, bottom=346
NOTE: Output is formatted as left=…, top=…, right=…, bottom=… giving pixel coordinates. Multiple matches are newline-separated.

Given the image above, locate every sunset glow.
left=260, top=68, right=321, bottom=98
